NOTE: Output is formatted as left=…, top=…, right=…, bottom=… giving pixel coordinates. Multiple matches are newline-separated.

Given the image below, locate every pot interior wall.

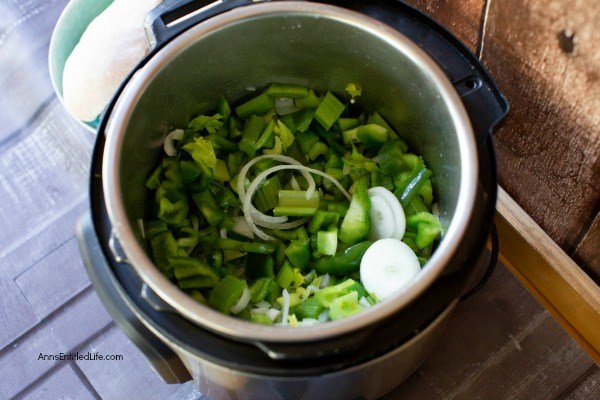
left=116, top=10, right=465, bottom=252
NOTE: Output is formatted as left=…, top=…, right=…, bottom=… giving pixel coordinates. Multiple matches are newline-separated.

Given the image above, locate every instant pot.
left=76, top=1, right=508, bottom=398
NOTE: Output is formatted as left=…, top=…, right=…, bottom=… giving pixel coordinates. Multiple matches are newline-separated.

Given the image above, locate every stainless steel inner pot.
left=102, top=2, right=477, bottom=343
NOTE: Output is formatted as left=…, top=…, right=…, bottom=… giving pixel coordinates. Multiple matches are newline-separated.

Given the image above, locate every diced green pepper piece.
left=158, top=190, right=188, bottom=225
left=191, top=189, right=219, bottom=210
left=285, top=239, right=311, bottom=269
left=145, top=163, right=164, bottom=190
left=249, top=277, right=273, bottom=303
left=150, top=231, right=178, bottom=276
left=308, top=210, right=340, bottom=234
left=200, top=204, right=224, bottom=226
left=367, top=111, right=399, bottom=140
left=394, top=165, right=432, bottom=208
left=356, top=124, right=388, bottom=150
left=169, top=256, right=220, bottom=287
left=338, top=180, right=371, bottom=244
left=317, top=226, right=338, bottom=256
left=306, top=142, right=329, bottom=161
left=314, top=278, right=356, bottom=307
left=217, top=238, right=275, bottom=254
left=314, top=92, right=345, bottom=130
left=377, top=139, right=410, bottom=176
left=265, top=82, right=309, bottom=99
left=209, top=275, right=247, bottom=314
left=407, top=212, right=442, bottom=248
left=292, top=297, right=324, bottom=320
left=214, top=186, right=239, bottom=209
left=311, top=241, right=373, bottom=275
left=281, top=108, right=315, bottom=134
left=419, top=178, right=434, bottom=205
left=235, top=93, right=275, bottom=119
left=189, top=290, right=208, bottom=304
left=246, top=254, right=275, bottom=280
left=144, top=220, right=168, bottom=239
left=275, top=261, right=296, bottom=289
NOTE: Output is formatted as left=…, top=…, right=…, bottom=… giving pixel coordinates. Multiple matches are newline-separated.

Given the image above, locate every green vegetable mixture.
left=143, top=83, right=441, bottom=326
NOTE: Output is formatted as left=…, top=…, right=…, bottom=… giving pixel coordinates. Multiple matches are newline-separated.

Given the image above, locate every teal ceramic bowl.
left=49, top=0, right=114, bottom=132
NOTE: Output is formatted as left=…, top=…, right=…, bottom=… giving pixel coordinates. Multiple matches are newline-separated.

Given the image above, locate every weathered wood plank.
left=0, top=289, right=111, bottom=399
left=384, top=263, right=593, bottom=399
left=19, top=364, right=96, bottom=400
left=480, top=0, right=600, bottom=252
left=76, top=325, right=203, bottom=400
left=559, top=366, right=600, bottom=400
left=0, top=0, right=70, bottom=142
left=15, top=238, right=91, bottom=319
left=496, top=187, right=600, bottom=363
left=403, top=0, right=485, bottom=53
left=0, top=100, right=92, bottom=256
left=574, top=213, right=600, bottom=282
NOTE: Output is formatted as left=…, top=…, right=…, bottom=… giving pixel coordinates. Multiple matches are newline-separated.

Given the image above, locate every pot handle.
left=145, top=0, right=256, bottom=49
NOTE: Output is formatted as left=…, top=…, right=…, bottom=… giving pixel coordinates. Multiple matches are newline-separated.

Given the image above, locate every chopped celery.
left=273, top=206, right=318, bottom=217
left=277, top=190, right=320, bottom=208
left=314, top=92, right=345, bottom=130
left=275, top=120, right=295, bottom=149
left=213, top=159, right=230, bottom=182
left=338, top=117, right=359, bottom=131
left=217, top=238, right=275, bottom=254
left=239, top=115, right=266, bottom=156
left=183, top=136, right=217, bottom=176
left=265, top=82, right=309, bottom=98
left=329, top=291, right=364, bottom=320
left=188, top=114, right=224, bottom=134
left=314, top=278, right=356, bottom=307
left=215, top=95, right=231, bottom=122
left=294, top=89, right=322, bottom=109
left=209, top=275, right=247, bottom=314
left=235, top=93, right=275, bottom=119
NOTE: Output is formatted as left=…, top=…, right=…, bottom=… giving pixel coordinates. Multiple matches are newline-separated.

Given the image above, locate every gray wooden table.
left=0, top=1, right=597, bottom=399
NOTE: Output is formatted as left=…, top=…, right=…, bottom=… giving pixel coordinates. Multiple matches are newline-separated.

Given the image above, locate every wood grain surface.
left=480, top=0, right=600, bottom=255
left=574, top=213, right=600, bottom=281
left=403, top=0, right=485, bottom=53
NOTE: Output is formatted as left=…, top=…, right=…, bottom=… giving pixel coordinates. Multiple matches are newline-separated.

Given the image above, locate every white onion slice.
left=231, top=216, right=255, bottom=239
left=230, top=287, right=251, bottom=315
left=250, top=307, right=269, bottom=315
left=317, top=310, right=329, bottom=323
left=237, top=155, right=314, bottom=225
left=163, top=129, right=184, bottom=156
left=360, top=238, right=420, bottom=300
left=244, top=164, right=352, bottom=241
left=319, top=274, right=331, bottom=289
left=219, top=228, right=228, bottom=239
left=290, top=174, right=300, bottom=191
left=266, top=308, right=281, bottom=322
left=254, top=300, right=271, bottom=309
left=275, top=98, right=297, bottom=115
left=280, top=289, right=290, bottom=326
left=367, top=187, right=406, bottom=240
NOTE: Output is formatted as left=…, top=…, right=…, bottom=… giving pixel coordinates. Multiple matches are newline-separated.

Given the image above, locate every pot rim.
left=102, top=1, right=478, bottom=343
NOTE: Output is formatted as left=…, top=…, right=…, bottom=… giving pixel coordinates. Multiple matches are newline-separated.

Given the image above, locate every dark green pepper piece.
left=311, top=241, right=374, bottom=275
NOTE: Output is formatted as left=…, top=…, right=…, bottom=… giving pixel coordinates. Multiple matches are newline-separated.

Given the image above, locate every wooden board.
left=480, top=0, right=600, bottom=253
left=496, top=187, right=600, bottom=364
left=403, top=0, right=485, bottom=53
